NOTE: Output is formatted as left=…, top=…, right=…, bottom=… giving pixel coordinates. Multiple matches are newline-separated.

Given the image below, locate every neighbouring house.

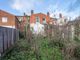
left=73, top=17, right=80, bottom=39
left=66, top=16, right=80, bottom=40
left=74, top=16, right=80, bottom=39
left=0, top=10, right=18, bottom=29
left=45, top=13, right=69, bottom=39
left=50, top=18, right=57, bottom=25
left=67, top=21, right=75, bottom=40
left=16, top=14, right=30, bottom=32
left=30, top=10, right=51, bottom=24
left=30, top=10, right=53, bottom=34
left=57, top=13, right=68, bottom=26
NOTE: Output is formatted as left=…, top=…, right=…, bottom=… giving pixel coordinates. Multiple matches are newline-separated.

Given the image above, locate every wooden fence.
left=0, top=26, right=19, bottom=57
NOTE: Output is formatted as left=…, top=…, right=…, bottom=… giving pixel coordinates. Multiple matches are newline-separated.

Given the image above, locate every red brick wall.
left=0, top=10, right=17, bottom=28
left=30, top=13, right=51, bottom=24
left=17, top=16, right=28, bottom=32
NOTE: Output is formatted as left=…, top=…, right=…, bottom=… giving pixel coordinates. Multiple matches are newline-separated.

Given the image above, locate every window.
left=43, top=18, right=46, bottom=24
left=36, top=16, right=40, bottom=23
left=19, top=17, right=23, bottom=22
left=2, top=17, right=8, bottom=23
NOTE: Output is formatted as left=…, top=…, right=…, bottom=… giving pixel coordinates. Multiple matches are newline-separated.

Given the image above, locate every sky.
left=0, top=0, right=80, bottom=20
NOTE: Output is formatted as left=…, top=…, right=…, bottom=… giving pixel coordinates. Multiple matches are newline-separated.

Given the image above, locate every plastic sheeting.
left=30, top=22, right=44, bottom=34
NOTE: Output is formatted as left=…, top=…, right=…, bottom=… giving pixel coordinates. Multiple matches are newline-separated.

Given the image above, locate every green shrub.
left=40, top=47, right=63, bottom=60
left=19, top=31, right=25, bottom=38
left=39, top=38, right=63, bottom=60
left=74, top=46, right=80, bottom=59
left=48, top=40, right=65, bottom=50
left=3, top=37, right=64, bottom=60
left=74, top=36, right=80, bottom=43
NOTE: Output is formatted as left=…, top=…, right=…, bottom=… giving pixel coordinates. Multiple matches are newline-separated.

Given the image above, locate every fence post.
left=11, top=29, right=14, bottom=45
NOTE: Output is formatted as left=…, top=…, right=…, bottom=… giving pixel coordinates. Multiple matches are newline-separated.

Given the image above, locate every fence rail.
left=0, top=26, right=19, bottom=57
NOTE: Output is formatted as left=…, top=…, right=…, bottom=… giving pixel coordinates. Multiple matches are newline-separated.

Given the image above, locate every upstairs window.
left=43, top=18, right=46, bottom=24
left=36, top=16, right=40, bottom=23
left=2, top=17, right=8, bottom=23
left=19, top=17, right=23, bottom=22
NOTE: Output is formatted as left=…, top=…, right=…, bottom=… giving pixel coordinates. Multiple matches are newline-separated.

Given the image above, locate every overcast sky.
left=0, top=0, right=80, bottom=20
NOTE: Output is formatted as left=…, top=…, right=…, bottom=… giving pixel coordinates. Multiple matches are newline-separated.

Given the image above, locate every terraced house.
left=30, top=10, right=57, bottom=34
left=30, top=10, right=51, bottom=24
left=0, top=10, right=18, bottom=29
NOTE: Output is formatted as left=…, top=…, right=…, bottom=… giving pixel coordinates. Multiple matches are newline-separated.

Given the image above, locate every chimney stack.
left=31, top=10, right=34, bottom=15
left=59, top=13, right=62, bottom=18
left=24, top=13, right=26, bottom=16
left=47, top=12, right=50, bottom=16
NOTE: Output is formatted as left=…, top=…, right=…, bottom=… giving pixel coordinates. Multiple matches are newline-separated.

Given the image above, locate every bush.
left=74, top=46, right=80, bottom=59
left=3, top=37, right=63, bottom=60
left=48, top=40, right=65, bottom=50
left=39, top=38, right=63, bottom=60
left=40, top=47, right=63, bottom=60
left=19, top=31, right=25, bottom=38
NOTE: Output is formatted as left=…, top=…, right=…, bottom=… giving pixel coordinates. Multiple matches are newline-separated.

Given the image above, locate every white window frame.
left=36, top=16, right=40, bottom=23
left=2, top=17, right=8, bottom=23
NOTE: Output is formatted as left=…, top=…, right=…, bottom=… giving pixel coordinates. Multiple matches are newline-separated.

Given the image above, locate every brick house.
left=30, top=10, right=51, bottom=24
left=57, top=13, right=67, bottom=26
left=30, top=10, right=58, bottom=34
left=50, top=18, right=57, bottom=25
left=65, top=17, right=80, bottom=40
left=16, top=14, right=30, bottom=32
left=0, top=10, right=18, bottom=28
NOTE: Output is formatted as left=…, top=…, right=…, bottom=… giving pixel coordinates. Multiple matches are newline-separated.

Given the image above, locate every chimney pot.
left=24, top=13, right=26, bottom=16
left=31, top=10, right=34, bottom=15
left=59, top=13, right=62, bottom=18
left=47, top=12, right=50, bottom=16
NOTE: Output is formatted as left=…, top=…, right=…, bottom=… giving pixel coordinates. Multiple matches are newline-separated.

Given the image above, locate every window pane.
left=36, top=16, right=40, bottom=22
left=43, top=18, right=46, bottom=24
left=2, top=17, right=8, bottom=23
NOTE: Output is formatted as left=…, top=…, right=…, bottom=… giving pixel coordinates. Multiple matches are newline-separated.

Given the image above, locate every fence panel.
left=0, top=28, right=3, bottom=53
left=0, top=26, right=19, bottom=57
left=3, top=28, right=8, bottom=51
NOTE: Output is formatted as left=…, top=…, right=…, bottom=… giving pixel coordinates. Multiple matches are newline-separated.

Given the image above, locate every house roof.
left=31, top=13, right=48, bottom=16
left=0, top=9, right=15, bottom=16
left=16, top=15, right=30, bottom=17
left=50, top=17, right=57, bottom=21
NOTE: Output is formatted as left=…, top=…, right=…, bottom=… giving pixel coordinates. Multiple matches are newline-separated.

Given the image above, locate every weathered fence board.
left=0, top=26, right=19, bottom=57
left=3, top=28, right=8, bottom=51
left=0, top=28, right=3, bottom=53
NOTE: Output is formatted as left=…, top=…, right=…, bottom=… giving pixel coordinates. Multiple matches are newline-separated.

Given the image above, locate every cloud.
left=10, top=0, right=43, bottom=15
left=10, top=0, right=80, bottom=19
left=47, top=0, right=80, bottom=20
left=67, top=0, right=80, bottom=12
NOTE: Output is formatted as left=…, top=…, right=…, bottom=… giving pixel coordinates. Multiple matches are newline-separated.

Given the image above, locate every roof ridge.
left=0, top=9, right=15, bottom=16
